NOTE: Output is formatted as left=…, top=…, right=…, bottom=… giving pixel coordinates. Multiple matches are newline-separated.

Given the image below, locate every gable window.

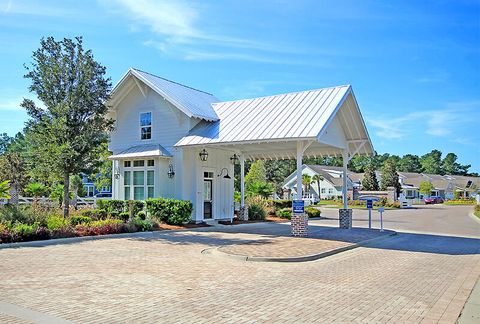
left=140, top=112, right=152, bottom=140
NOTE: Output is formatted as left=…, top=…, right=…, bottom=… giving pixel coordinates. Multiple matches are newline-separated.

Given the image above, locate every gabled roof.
left=111, top=68, right=219, bottom=121
left=108, top=144, right=172, bottom=160
left=176, top=85, right=373, bottom=153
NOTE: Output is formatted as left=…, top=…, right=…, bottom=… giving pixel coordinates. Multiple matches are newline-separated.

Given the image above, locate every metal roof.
left=113, top=68, right=220, bottom=121
left=108, top=144, right=172, bottom=160
left=176, top=85, right=363, bottom=147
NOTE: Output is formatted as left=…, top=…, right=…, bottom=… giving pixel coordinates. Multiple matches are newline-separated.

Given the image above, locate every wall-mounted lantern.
left=230, top=154, right=239, bottom=164
left=199, top=149, right=208, bottom=162
left=167, top=164, right=175, bottom=178
left=114, top=166, right=120, bottom=179
left=218, top=168, right=231, bottom=179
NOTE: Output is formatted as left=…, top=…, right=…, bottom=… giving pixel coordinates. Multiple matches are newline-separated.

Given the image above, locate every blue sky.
left=1, top=0, right=479, bottom=172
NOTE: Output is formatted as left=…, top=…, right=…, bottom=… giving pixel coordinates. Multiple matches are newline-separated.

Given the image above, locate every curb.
left=468, top=211, right=480, bottom=225
left=202, top=230, right=397, bottom=263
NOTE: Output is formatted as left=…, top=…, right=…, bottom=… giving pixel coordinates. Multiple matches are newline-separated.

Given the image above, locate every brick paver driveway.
left=1, top=205, right=479, bottom=323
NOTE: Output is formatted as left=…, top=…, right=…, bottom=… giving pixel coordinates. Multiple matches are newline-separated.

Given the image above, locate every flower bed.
left=444, top=199, right=476, bottom=205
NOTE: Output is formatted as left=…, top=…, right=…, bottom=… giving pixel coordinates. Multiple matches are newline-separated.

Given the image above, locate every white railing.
left=1, top=196, right=110, bottom=208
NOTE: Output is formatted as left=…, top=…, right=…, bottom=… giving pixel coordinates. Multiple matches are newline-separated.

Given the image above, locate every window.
left=124, top=159, right=155, bottom=200
left=140, top=112, right=152, bottom=140
left=321, top=188, right=326, bottom=194
left=124, top=161, right=131, bottom=167
left=204, top=172, right=214, bottom=179
left=328, top=188, right=334, bottom=194
left=133, top=160, right=144, bottom=167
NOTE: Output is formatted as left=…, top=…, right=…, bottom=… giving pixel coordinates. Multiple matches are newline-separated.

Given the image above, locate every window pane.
left=124, top=186, right=130, bottom=200
left=124, top=161, right=131, bottom=167
left=141, top=127, right=151, bottom=140
left=133, top=171, right=144, bottom=185
left=133, top=160, right=145, bottom=167
left=124, top=171, right=131, bottom=185
left=147, top=186, right=154, bottom=198
left=134, top=187, right=144, bottom=200
left=147, top=170, right=154, bottom=185
left=147, top=159, right=154, bottom=166
left=140, top=112, right=151, bottom=126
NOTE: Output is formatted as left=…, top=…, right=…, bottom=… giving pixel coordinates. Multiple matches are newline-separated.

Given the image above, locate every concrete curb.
left=468, top=211, right=480, bottom=225
left=202, top=230, right=397, bottom=263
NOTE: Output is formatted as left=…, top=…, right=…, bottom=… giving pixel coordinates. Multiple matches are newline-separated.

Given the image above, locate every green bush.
left=305, top=207, right=321, bottom=218
left=145, top=198, right=192, bottom=225
left=127, top=200, right=145, bottom=217
left=46, top=215, right=68, bottom=231
left=13, top=223, right=35, bottom=238
left=131, top=217, right=154, bottom=232
left=0, top=205, right=51, bottom=226
left=444, top=199, right=476, bottom=205
left=118, top=212, right=130, bottom=222
left=97, top=199, right=125, bottom=214
left=136, top=210, right=146, bottom=220
left=277, top=208, right=291, bottom=219
left=268, top=199, right=292, bottom=209
left=69, top=216, right=92, bottom=226
left=246, top=196, right=267, bottom=220
left=80, top=209, right=107, bottom=220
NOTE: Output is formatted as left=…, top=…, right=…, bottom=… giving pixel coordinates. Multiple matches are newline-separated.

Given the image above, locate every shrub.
left=34, top=226, right=51, bottom=240
left=75, top=219, right=125, bottom=237
left=13, top=223, right=36, bottom=241
left=0, top=205, right=51, bottom=226
left=131, top=217, right=154, bottom=232
left=109, top=210, right=120, bottom=219
left=268, top=199, right=292, bottom=209
left=305, top=207, right=321, bottom=218
left=146, top=198, right=193, bottom=225
left=246, top=196, right=267, bottom=220
left=46, top=215, right=68, bottom=231
left=80, top=209, right=107, bottom=220
left=69, top=215, right=92, bottom=226
left=127, top=200, right=145, bottom=217
left=444, top=199, right=476, bottom=205
left=277, top=208, right=292, bottom=219
left=119, top=212, right=130, bottom=222
left=136, top=210, right=146, bottom=220
left=97, top=199, right=125, bottom=214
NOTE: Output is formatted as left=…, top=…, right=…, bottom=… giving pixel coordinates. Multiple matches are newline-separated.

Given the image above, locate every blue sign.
left=292, top=200, right=305, bottom=214
left=366, top=199, right=373, bottom=209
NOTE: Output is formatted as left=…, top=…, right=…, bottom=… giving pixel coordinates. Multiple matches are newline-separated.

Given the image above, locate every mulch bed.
left=156, top=222, right=210, bottom=230
left=218, top=216, right=290, bottom=225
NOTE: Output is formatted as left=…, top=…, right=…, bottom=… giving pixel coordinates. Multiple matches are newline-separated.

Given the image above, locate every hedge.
left=145, top=198, right=193, bottom=225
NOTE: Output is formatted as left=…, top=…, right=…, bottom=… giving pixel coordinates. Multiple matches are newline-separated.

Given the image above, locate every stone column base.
left=291, top=213, right=308, bottom=237
left=238, top=206, right=249, bottom=221
left=339, top=209, right=352, bottom=229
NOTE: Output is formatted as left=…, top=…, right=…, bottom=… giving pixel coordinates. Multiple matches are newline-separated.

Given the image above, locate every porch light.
left=218, top=168, right=231, bottom=179
left=199, top=149, right=208, bottom=161
left=167, top=164, right=175, bottom=178
left=230, top=154, right=238, bottom=164
left=114, top=173, right=120, bottom=180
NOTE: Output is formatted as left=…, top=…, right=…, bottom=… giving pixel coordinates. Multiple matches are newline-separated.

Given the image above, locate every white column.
left=296, top=141, right=304, bottom=199
left=240, top=154, right=245, bottom=208
left=342, top=149, right=348, bottom=209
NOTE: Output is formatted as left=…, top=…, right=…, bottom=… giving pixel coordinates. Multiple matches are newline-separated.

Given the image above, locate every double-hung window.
left=140, top=112, right=152, bottom=140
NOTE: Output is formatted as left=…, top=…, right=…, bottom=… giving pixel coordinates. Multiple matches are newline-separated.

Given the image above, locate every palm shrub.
left=0, top=180, right=11, bottom=199
left=24, top=182, right=47, bottom=198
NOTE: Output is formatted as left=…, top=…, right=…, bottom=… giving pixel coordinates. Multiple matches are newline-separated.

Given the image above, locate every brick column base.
left=238, top=206, right=249, bottom=221
left=291, top=213, right=308, bottom=237
left=339, top=209, right=352, bottom=229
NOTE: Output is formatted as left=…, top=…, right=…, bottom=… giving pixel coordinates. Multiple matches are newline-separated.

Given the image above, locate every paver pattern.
left=0, top=205, right=479, bottom=323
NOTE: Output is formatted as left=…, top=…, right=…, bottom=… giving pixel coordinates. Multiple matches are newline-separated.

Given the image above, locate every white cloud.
left=0, top=95, right=44, bottom=112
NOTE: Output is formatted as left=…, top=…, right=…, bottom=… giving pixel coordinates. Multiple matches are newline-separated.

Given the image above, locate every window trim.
left=139, top=111, right=152, bottom=140
left=123, top=159, right=155, bottom=200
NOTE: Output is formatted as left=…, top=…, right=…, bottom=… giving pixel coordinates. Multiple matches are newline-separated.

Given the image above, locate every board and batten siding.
left=108, top=85, right=192, bottom=154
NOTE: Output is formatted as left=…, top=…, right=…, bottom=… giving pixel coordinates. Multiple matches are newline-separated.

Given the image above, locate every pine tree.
left=362, top=163, right=379, bottom=191
left=381, top=159, right=401, bottom=195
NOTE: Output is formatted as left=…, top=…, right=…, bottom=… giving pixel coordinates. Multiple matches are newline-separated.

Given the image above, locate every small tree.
left=419, top=181, right=434, bottom=196
left=0, top=153, right=28, bottom=205
left=0, top=180, right=10, bottom=199
left=302, top=174, right=312, bottom=194
left=362, top=163, right=379, bottom=191
left=381, top=159, right=401, bottom=195
left=22, top=36, right=113, bottom=217
left=24, top=182, right=47, bottom=198
left=312, top=174, right=324, bottom=200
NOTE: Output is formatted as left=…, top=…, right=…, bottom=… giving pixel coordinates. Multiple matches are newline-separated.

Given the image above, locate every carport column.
left=339, top=149, right=352, bottom=229
left=292, top=141, right=308, bottom=236
left=238, top=154, right=248, bottom=221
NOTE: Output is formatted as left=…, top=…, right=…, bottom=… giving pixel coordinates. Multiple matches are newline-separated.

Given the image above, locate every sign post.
left=292, top=200, right=305, bottom=214
left=366, top=199, right=373, bottom=229
left=378, top=207, right=385, bottom=232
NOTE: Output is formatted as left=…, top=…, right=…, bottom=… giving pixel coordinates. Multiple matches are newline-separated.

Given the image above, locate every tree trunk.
left=317, top=182, right=321, bottom=200
left=72, top=187, right=78, bottom=210
left=9, top=185, right=19, bottom=205
left=63, top=172, right=70, bottom=218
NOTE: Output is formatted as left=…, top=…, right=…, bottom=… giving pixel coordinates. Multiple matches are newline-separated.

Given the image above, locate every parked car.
left=94, top=192, right=112, bottom=198
left=424, top=196, right=444, bottom=204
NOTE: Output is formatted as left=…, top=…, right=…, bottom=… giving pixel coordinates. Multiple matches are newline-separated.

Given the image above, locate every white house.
left=283, top=165, right=357, bottom=200
left=108, top=68, right=374, bottom=225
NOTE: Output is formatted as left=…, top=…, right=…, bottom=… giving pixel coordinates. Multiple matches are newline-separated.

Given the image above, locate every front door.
left=203, top=178, right=213, bottom=219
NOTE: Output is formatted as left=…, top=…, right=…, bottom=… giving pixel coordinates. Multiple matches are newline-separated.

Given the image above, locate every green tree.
left=0, top=153, right=29, bottom=204
left=397, top=154, right=423, bottom=173
left=302, top=174, right=312, bottom=193
left=362, top=163, right=379, bottom=191
left=93, top=142, right=112, bottom=192
left=348, top=155, right=371, bottom=173
left=24, top=182, right=48, bottom=197
left=247, top=181, right=275, bottom=198
left=442, top=153, right=470, bottom=175
left=381, top=159, right=401, bottom=195
left=419, top=181, right=434, bottom=196
left=245, top=160, right=266, bottom=189
left=420, top=150, right=443, bottom=174
left=0, top=133, right=12, bottom=155
left=0, top=180, right=10, bottom=199
left=21, top=36, right=113, bottom=217
left=312, top=174, right=324, bottom=199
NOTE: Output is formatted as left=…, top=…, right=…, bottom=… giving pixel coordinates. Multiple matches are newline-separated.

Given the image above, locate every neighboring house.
left=283, top=165, right=355, bottom=200
left=107, top=68, right=373, bottom=222
left=81, top=174, right=111, bottom=197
